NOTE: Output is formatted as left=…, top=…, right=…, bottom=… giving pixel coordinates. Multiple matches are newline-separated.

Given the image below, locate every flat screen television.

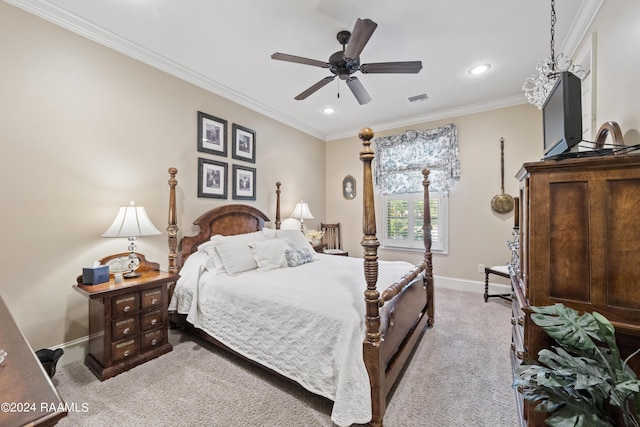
left=542, top=71, right=583, bottom=158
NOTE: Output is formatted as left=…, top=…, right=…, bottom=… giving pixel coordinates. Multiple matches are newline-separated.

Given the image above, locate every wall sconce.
left=101, top=201, right=161, bottom=278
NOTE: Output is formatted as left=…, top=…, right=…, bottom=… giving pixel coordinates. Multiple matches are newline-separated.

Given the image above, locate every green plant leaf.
left=531, top=304, right=601, bottom=354
left=516, top=304, right=640, bottom=427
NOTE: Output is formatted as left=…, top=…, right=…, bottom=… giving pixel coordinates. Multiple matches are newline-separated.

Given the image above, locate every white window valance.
left=374, top=124, right=460, bottom=194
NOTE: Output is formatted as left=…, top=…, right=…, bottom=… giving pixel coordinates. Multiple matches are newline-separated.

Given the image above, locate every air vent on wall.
left=407, top=93, right=430, bottom=103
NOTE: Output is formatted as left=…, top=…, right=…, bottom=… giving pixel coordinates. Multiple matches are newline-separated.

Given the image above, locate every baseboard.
left=55, top=335, right=88, bottom=367
left=54, top=275, right=509, bottom=367
left=434, top=275, right=511, bottom=295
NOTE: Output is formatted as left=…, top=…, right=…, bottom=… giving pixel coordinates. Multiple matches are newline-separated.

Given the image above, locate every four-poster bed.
left=166, top=128, right=434, bottom=426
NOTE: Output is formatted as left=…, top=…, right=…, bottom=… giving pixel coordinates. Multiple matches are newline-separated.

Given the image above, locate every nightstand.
left=73, top=253, right=176, bottom=381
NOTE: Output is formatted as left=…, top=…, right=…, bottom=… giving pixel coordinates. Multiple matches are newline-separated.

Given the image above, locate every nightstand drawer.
left=112, top=316, right=139, bottom=341
left=112, top=338, right=139, bottom=362
left=141, top=288, right=163, bottom=309
left=141, top=310, right=163, bottom=331
left=112, top=294, right=140, bottom=317
left=141, top=329, right=164, bottom=351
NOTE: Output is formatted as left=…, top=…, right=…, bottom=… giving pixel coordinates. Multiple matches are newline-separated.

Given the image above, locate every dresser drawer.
left=141, top=329, right=164, bottom=351
left=112, top=316, right=139, bottom=341
left=141, top=288, right=163, bottom=309
left=112, top=294, right=140, bottom=317
left=141, top=310, right=163, bottom=331
left=112, top=338, right=139, bottom=362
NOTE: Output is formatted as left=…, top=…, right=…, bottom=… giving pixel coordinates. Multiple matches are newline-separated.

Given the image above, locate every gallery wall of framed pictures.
left=197, top=111, right=257, bottom=201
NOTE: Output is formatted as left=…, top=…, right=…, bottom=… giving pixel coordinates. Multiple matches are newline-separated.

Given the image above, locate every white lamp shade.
left=102, top=202, right=162, bottom=238
left=290, top=201, right=314, bottom=220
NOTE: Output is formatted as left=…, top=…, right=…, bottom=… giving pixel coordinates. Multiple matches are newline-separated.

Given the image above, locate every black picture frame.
left=232, top=164, right=256, bottom=200
left=343, top=175, right=356, bottom=200
left=197, top=111, right=227, bottom=157
left=198, top=157, right=228, bottom=199
left=231, top=123, right=256, bottom=163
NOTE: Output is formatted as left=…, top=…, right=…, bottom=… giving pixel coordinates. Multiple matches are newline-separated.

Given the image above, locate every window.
left=381, top=192, right=448, bottom=253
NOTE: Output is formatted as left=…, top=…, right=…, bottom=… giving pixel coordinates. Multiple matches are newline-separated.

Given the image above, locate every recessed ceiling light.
left=469, top=64, right=491, bottom=75
left=323, top=107, right=335, bottom=114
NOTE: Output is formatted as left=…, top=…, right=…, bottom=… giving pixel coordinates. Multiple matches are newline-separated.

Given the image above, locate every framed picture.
left=232, top=164, right=256, bottom=200
left=231, top=123, right=256, bottom=163
left=343, top=175, right=356, bottom=200
left=198, top=158, right=228, bottom=199
left=197, top=111, right=227, bottom=157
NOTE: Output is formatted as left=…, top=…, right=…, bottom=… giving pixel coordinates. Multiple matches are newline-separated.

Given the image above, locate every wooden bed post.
left=422, top=169, right=435, bottom=326
left=167, top=167, right=179, bottom=274
left=359, top=127, right=385, bottom=427
left=275, top=182, right=281, bottom=230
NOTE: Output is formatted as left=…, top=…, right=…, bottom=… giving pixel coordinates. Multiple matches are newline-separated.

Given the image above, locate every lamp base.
left=123, top=271, right=141, bottom=279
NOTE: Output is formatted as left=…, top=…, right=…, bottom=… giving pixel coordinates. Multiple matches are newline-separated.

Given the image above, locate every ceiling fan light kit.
left=271, top=18, right=423, bottom=105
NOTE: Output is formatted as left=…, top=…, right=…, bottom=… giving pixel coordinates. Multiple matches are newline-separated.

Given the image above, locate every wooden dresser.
left=0, top=296, right=67, bottom=426
left=510, top=154, right=640, bottom=426
left=74, top=253, right=175, bottom=380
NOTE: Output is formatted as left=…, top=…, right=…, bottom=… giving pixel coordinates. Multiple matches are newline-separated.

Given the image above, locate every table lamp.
left=290, top=200, right=313, bottom=233
left=102, top=201, right=161, bottom=278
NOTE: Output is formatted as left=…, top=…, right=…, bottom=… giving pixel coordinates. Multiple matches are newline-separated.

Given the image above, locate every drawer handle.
left=123, top=305, right=131, bottom=313
left=123, top=327, right=130, bottom=335
left=517, top=316, right=524, bottom=326
left=150, top=319, right=158, bottom=326
left=123, top=350, right=130, bottom=357
left=151, top=298, right=159, bottom=305
left=151, top=339, right=158, bottom=346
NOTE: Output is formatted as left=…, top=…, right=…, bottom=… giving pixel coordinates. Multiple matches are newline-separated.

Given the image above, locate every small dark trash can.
left=35, top=348, right=64, bottom=378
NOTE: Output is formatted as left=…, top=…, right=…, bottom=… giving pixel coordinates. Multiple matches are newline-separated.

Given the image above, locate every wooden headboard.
left=167, top=172, right=281, bottom=271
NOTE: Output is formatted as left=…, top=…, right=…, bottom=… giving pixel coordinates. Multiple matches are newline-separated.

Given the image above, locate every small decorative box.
left=82, top=265, right=109, bottom=285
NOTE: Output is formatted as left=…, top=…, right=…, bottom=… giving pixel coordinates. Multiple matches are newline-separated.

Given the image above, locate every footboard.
left=380, top=274, right=430, bottom=389
left=359, top=128, right=434, bottom=427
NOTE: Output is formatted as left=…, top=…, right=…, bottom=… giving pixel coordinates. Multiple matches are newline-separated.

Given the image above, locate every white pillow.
left=214, top=231, right=267, bottom=275
left=261, top=227, right=276, bottom=238
left=197, top=240, right=224, bottom=272
left=275, top=229, right=316, bottom=253
left=249, top=239, right=291, bottom=271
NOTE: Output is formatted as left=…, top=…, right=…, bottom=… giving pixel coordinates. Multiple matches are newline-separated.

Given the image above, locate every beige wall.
left=326, top=0, right=640, bottom=285
left=586, top=0, right=640, bottom=144
left=0, top=3, right=325, bottom=352
left=326, top=104, right=542, bottom=282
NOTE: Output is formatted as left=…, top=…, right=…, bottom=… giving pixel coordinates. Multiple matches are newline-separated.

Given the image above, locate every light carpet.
left=53, top=287, right=518, bottom=426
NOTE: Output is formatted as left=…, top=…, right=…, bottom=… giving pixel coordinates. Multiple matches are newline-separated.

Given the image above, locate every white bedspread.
left=169, top=252, right=416, bottom=426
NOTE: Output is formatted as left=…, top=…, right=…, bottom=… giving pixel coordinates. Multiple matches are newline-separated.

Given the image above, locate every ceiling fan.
left=271, top=18, right=422, bottom=105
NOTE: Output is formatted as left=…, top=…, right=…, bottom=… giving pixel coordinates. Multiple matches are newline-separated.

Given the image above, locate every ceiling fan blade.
left=344, top=18, right=377, bottom=59
left=360, top=61, right=423, bottom=74
left=271, top=52, right=330, bottom=69
left=294, top=75, right=336, bottom=100
left=346, top=77, right=372, bottom=105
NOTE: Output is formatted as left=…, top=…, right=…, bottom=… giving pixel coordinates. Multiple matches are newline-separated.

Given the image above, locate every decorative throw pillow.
left=249, top=239, right=291, bottom=271
left=285, top=248, right=315, bottom=267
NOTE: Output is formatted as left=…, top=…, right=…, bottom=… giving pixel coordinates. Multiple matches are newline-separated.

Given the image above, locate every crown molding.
left=326, top=95, right=528, bottom=141
left=4, top=0, right=327, bottom=140
left=6, top=0, right=603, bottom=143
left=561, top=0, right=605, bottom=56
